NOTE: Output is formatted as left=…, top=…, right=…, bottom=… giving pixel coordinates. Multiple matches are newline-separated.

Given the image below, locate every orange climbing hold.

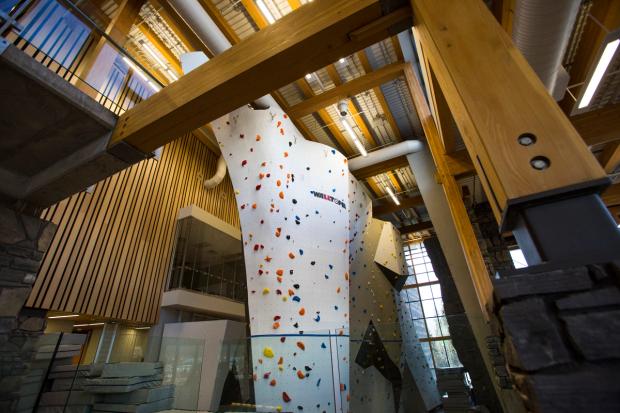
left=279, top=191, right=284, bottom=199
left=297, top=370, right=305, bottom=379
left=296, top=341, right=305, bottom=351
left=299, top=308, right=306, bottom=316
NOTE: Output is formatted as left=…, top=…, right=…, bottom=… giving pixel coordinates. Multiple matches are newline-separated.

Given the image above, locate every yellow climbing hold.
left=262, top=287, right=270, bottom=295
left=263, top=347, right=275, bottom=358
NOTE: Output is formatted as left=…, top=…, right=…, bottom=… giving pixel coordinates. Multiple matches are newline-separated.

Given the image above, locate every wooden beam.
left=609, top=205, right=620, bottom=225
left=110, top=0, right=410, bottom=153
left=572, top=103, right=620, bottom=147
left=444, top=149, right=475, bottom=178
left=352, top=155, right=409, bottom=180
left=426, top=61, right=459, bottom=153
left=600, top=142, right=620, bottom=174
left=288, top=62, right=406, bottom=119
left=374, top=194, right=423, bottom=215
left=412, top=0, right=606, bottom=223
left=399, top=220, right=433, bottom=234
left=403, top=61, right=493, bottom=312
left=240, top=0, right=269, bottom=30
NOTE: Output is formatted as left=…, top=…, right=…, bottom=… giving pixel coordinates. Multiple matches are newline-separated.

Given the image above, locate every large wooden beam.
left=352, top=155, right=409, bottom=180
left=403, top=62, right=493, bottom=312
left=444, top=149, right=475, bottom=178
left=287, top=62, right=406, bottom=119
left=572, top=103, right=620, bottom=147
left=373, top=194, right=423, bottom=215
left=110, top=0, right=411, bottom=153
left=412, top=0, right=606, bottom=224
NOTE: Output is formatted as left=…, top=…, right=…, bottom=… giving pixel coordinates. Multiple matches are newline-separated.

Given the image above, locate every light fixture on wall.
left=48, top=314, right=79, bottom=319
left=385, top=185, right=400, bottom=205
left=256, top=0, right=276, bottom=24
left=74, top=322, right=105, bottom=327
left=341, top=117, right=367, bottom=157
left=577, top=32, right=620, bottom=109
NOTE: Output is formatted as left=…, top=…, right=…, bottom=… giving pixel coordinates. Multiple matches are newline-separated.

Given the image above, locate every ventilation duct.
left=169, top=0, right=274, bottom=108
left=512, top=0, right=581, bottom=101
left=348, top=140, right=423, bottom=172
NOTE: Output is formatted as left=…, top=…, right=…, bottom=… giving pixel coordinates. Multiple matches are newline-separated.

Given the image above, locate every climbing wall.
left=212, top=105, right=350, bottom=412
left=348, top=177, right=413, bottom=412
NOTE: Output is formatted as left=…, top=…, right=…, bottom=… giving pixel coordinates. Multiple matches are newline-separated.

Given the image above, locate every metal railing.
left=0, top=0, right=163, bottom=115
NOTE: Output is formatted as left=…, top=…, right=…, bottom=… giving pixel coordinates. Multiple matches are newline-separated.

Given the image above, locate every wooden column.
left=411, top=0, right=607, bottom=226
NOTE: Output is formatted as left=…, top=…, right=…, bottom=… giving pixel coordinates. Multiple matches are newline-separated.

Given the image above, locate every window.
left=509, top=248, right=528, bottom=269
left=402, top=241, right=462, bottom=370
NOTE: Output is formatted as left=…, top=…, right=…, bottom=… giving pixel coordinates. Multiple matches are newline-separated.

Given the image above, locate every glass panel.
left=419, top=285, right=433, bottom=300
left=426, top=317, right=442, bottom=337
left=434, top=298, right=445, bottom=316
left=431, top=340, right=449, bottom=368
left=438, top=316, right=450, bottom=337
left=410, top=301, right=424, bottom=320
left=421, top=341, right=434, bottom=369
left=413, top=320, right=428, bottom=338
left=422, top=299, right=437, bottom=317
left=445, top=339, right=463, bottom=368
left=431, top=283, right=442, bottom=298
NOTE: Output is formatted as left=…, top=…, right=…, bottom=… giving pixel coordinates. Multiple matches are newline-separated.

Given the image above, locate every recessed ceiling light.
left=256, top=0, right=276, bottom=24
left=385, top=186, right=400, bottom=205
left=48, top=314, right=79, bottom=319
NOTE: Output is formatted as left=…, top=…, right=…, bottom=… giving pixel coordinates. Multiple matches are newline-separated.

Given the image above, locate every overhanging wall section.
left=26, top=134, right=239, bottom=324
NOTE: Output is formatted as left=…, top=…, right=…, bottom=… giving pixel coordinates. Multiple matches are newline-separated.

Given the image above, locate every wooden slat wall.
left=26, top=134, right=239, bottom=324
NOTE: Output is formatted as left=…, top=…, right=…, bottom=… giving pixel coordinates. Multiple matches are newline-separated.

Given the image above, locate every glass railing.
left=1, top=0, right=163, bottom=115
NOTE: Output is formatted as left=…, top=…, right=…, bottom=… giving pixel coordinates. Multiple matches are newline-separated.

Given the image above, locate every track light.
left=341, top=117, right=367, bottom=157
left=305, top=73, right=313, bottom=80
left=385, top=186, right=400, bottom=205
left=74, top=322, right=105, bottom=327
left=256, top=0, right=276, bottom=24
left=578, top=38, right=619, bottom=109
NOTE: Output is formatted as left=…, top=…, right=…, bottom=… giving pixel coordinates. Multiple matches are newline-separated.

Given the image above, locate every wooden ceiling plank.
left=288, top=62, right=406, bottom=119
left=602, top=183, right=620, bottom=207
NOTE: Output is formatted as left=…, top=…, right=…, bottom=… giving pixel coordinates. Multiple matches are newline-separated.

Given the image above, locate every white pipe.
left=512, top=0, right=581, bottom=100
left=204, top=154, right=227, bottom=189
left=348, top=140, right=423, bottom=171
left=169, top=0, right=274, bottom=108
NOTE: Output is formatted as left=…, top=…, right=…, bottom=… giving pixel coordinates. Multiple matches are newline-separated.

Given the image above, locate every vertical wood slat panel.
left=26, top=134, right=240, bottom=324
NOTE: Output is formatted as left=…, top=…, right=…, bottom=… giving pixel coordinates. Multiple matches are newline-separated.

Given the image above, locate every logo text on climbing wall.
left=309, top=191, right=346, bottom=209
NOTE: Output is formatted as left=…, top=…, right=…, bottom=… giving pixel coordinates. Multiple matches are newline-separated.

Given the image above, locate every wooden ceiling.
left=129, top=0, right=620, bottom=228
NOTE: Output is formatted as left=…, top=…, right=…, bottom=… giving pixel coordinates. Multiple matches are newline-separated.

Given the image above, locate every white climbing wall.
left=212, top=105, right=350, bottom=412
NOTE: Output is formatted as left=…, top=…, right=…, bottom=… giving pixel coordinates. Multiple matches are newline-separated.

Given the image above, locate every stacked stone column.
left=0, top=205, right=56, bottom=411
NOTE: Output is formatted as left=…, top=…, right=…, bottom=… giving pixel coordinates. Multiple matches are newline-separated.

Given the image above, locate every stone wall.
left=492, top=262, right=620, bottom=412
left=469, top=202, right=514, bottom=275
left=424, top=236, right=503, bottom=413
left=0, top=205, right=56, bottom=411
